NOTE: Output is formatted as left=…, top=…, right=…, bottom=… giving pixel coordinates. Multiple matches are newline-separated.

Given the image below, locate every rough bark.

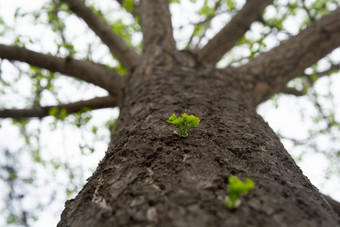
left=58, top=53, right=340, bottom=226
left=55, top=3, right=340, bottom=226
left=324, top=195, right=340, bottom=217
left=140, top=0, right=176, bottom=53
left=139, top=0, right=177, bottom=70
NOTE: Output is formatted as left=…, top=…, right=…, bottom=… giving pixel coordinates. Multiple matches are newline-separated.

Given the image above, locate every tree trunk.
left=0, top=1, right=339, bottom=225
left=58, top=57, right=340, bottom=226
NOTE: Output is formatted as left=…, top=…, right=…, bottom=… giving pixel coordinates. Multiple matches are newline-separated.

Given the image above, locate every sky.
left=0, top=0, right=339, bottom=226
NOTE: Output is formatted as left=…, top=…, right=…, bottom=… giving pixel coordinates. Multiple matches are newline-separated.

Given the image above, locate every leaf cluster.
left=167, top=113, right=200, bottom=137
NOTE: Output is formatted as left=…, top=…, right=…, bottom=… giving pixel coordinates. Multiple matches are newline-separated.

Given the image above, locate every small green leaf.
left=168, top=113, right=178, bottom=122
left=49, top=107, right=58, bottom=116
left=122, top=0, right=134, bottom=13
left=7, top=214, right=17, bottom=224
left=225, top=176, right=255, bottom=210
left=59, top=109, right=67, bottom=119
left=92, top=126, right=98, bottom=134
left=226, top=0, right=236, bottom=10
left=9, top=172, right=18, bottom=182
left=168, top=113, right=184, bottom=125
left=182, top=113, right=189, bottom=119
left=229, top=176, right=255, bottom=196
left=186, top=115, right=200, bottom=127
left=66, top=188, right=74, bottom=197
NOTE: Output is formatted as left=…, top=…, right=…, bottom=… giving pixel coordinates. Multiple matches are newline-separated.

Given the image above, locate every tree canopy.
left=0, top=0, right=340, bottom=225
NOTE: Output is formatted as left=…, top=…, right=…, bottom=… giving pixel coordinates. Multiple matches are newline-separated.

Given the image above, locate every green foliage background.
left=0, top=0, right=339, bottom=225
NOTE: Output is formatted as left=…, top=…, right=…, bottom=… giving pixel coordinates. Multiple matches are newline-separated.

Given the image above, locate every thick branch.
left=0, top=96, right=117, bottom=119
left=0, top=44, right=121, bottom=95
left=197, top=0, right=273, bottom=64
left=238, top=7, right=340, bottom=105
left=279, top=87, right=305, bottom=96
left=62, top=0, right=139, bottom=71
left=140, top=0, right=177, bottom=66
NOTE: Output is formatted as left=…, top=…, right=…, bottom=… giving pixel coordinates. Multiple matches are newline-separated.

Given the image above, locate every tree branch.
left=0, top=44, right=121, bottom=95
left=307, top=63, right=340, bottom=81
left=279, top=87, right=305, bottom=96
left=276, top=63, right=340, bottom=97
left=115, top=0, right=140, bottom=18
left=238, top=7, right=340, bottom=105
left=0, top=96, right=117, bottom=119
left=62, top=0, right=140, bottom=71
left=196, top=0, right=273, bottom=65
left=187, top=0, right=222, bottom=50
left=140, top=0, right=177, bottom=66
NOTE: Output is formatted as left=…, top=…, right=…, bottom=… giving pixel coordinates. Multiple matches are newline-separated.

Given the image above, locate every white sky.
left=0, top=0, right=339, bottom=226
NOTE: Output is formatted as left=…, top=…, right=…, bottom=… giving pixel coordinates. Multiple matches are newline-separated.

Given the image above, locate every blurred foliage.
left=0, top=0, right=340, bottom=226
left=122, top=0, right=135, bottom=13
left=186, top=0, right=241, bottom=50
left=0, top=149, right=37, bottom=226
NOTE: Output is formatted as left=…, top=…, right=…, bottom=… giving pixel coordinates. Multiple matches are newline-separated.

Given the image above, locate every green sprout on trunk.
left=167, top=113, right=200, bottom=137
left=225, top=176, right=255, bottom=210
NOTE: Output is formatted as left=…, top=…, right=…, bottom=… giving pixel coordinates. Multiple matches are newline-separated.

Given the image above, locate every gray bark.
left=58, top=59, right=340, bottom=226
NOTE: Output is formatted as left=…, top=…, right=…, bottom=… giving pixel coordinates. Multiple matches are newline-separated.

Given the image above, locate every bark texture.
left=55, top=2, right=340, bottom=226
left=58, top=56, right=340, bottom=226
left=139, top=0, right=177, bottom=70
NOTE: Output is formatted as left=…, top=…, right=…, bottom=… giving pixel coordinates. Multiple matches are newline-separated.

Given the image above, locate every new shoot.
left=167, top=113, right=200, bottom=137
left=225, top=176, right=255, bottom=210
